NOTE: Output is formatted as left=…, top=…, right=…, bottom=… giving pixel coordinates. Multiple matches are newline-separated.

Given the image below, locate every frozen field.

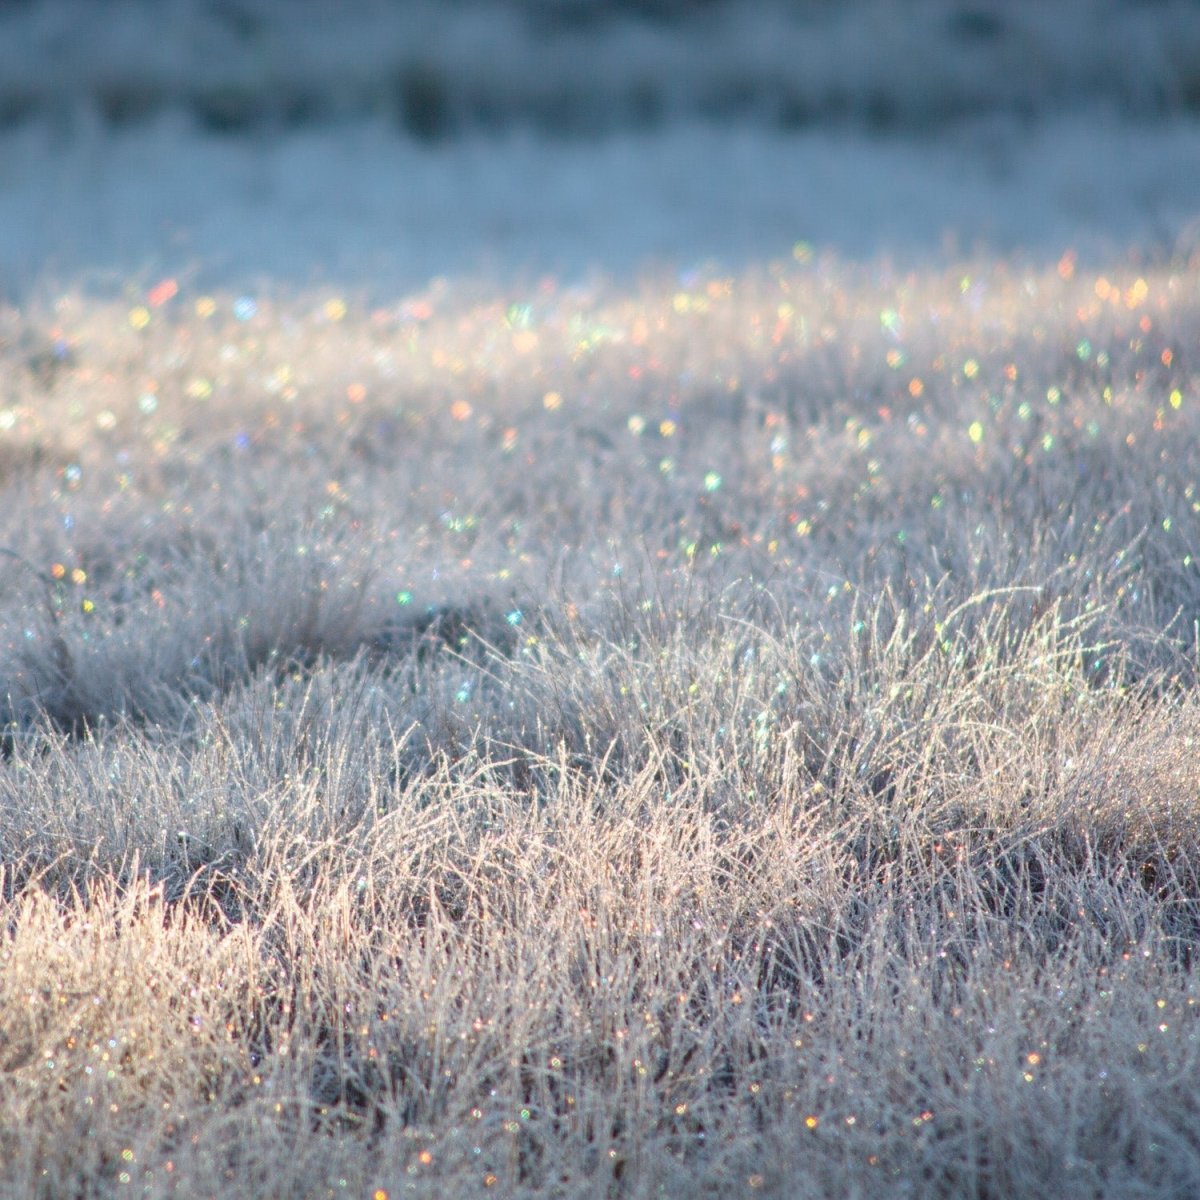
left=2, top=244, right=1200, bottom=1200
left=3, top=4, right=1200, bottom=1198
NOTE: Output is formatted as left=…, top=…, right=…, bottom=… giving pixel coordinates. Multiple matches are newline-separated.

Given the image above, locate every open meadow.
left=2, top=252, right=1199, bottom=1197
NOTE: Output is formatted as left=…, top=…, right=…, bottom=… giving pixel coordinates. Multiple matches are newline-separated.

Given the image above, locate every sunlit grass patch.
left=1, top=254, right=1200, bottom=1197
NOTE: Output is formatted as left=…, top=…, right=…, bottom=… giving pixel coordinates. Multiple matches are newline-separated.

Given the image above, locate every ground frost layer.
left=1, top=255, right=1200, bottom=1197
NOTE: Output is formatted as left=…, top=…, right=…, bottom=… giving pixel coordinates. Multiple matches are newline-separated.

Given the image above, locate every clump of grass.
left=1, top=255, right=1200, bottom=1197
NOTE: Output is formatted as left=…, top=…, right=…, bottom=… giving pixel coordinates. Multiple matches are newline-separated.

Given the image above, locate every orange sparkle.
left=147, top=278, right=178, bottom=307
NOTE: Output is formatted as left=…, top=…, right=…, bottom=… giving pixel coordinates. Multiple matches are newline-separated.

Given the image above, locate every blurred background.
left=2, top=0, right=1199, bottom=297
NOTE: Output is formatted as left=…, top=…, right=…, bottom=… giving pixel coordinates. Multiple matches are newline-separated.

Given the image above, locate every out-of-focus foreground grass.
left=1, top=253, right=1199, bottom=1198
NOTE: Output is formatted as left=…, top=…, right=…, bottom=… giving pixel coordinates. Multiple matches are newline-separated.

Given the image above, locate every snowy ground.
left=3, top=0, right=1200, bottom=298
